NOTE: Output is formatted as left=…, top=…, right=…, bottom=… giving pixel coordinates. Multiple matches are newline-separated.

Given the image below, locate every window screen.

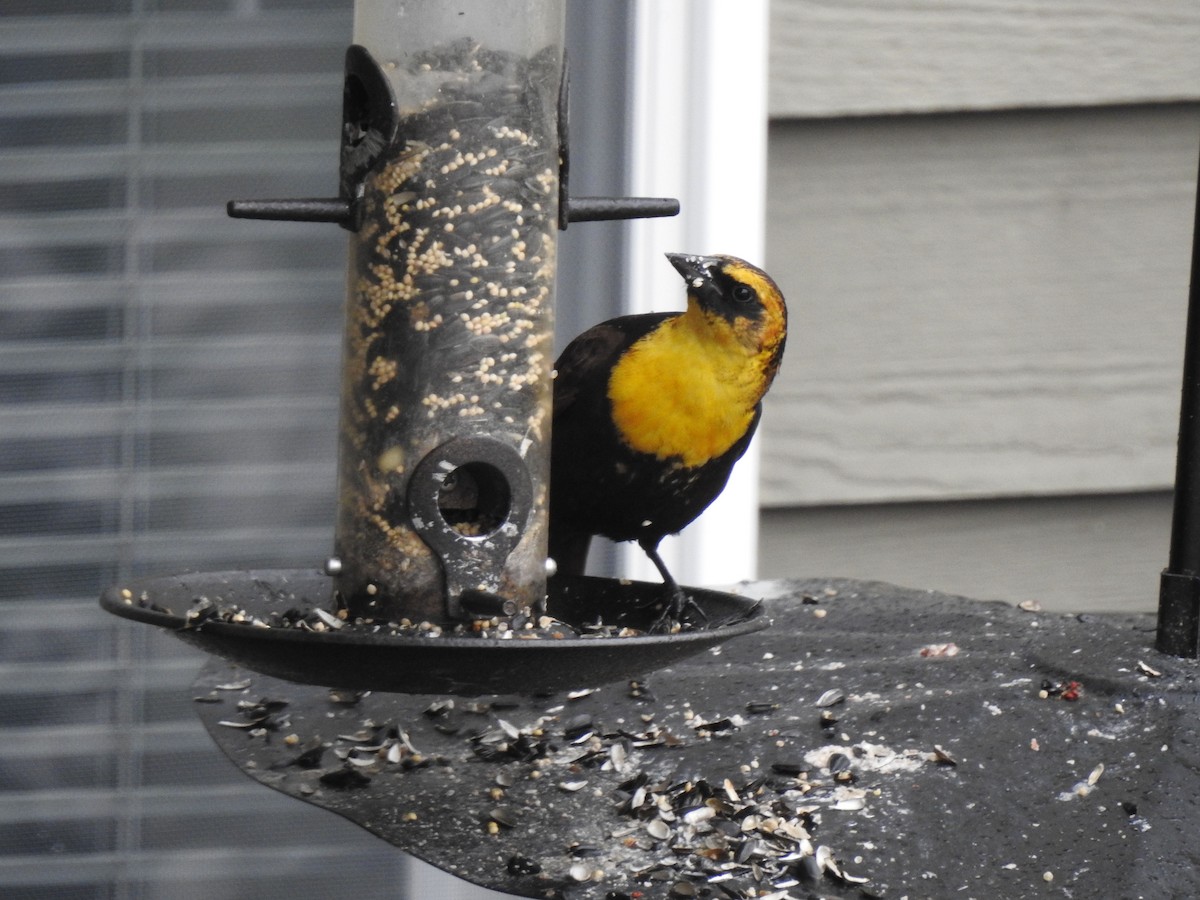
left=0, top=2, right=433, bottom=897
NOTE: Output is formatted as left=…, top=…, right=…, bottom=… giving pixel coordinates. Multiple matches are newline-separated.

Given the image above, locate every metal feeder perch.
left=100, top=0, right=765, bottom=697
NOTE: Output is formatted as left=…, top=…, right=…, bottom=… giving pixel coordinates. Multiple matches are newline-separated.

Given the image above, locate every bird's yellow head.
left=666, top=252, right=788, bottom=388
left=602, top=253, right=788, bottom=466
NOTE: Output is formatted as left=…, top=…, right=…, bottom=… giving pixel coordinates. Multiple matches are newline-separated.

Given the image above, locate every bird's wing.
left=552, top=313, right=673, bottom=418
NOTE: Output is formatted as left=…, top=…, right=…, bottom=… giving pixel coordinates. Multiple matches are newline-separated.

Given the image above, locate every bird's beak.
left=666, top=252, right=723, bottom=308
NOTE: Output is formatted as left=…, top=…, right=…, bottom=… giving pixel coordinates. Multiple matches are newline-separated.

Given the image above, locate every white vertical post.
left=625, top=0, right=771, bottom=587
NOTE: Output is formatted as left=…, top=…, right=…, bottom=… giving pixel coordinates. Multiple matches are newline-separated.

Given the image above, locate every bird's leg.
left=639, top=539, right=707, bottom=631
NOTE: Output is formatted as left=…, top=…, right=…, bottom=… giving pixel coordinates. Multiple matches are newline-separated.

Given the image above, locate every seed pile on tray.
left=127, top=590, right=663, bottom=640
left=336, top=38, right=561, bottom=618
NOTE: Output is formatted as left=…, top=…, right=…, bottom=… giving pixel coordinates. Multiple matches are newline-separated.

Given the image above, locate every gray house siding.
left=758, top=0, right=1200, bottom=610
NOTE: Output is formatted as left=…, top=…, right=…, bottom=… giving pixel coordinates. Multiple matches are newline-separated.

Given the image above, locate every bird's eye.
left=731, top=284, right=755, bottom=304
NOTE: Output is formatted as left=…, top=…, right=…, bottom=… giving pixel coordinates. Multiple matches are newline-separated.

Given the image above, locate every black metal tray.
left=100, top=569, right=768, bottom=695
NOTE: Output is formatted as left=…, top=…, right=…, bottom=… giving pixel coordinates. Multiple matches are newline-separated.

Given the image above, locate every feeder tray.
left=100, top=569, right=767, bottom=696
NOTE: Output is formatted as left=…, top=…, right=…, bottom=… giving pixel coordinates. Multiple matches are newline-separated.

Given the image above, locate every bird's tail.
left=548, top=526, right=592, bottom=577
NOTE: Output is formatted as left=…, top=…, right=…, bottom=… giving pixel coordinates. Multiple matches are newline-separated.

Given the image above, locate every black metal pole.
left=1157, top=137, right=1200, bottom=657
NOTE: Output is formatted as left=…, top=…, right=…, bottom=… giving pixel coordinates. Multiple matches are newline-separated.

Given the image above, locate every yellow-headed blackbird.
left=549, top=252, right=788, bottom=621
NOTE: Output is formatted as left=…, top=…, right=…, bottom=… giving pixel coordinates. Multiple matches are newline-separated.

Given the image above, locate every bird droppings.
left=189, top=578, right=1200, bottom=899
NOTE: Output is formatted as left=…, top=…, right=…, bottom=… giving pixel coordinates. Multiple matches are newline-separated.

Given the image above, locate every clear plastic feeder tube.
left=334, top=0, right=564, bottom=625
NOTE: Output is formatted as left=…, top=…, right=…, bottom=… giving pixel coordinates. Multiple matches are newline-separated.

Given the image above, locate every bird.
left=548, top=252, right=788, bottom=627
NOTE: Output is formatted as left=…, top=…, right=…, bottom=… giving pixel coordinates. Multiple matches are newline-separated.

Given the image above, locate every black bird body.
left=548, top=253, right=787, bottom=614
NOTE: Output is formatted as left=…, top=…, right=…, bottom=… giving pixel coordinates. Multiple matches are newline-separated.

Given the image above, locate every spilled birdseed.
left=200, top=673, right=908, bottom=897
left=192, top=578, right=1197, bottom=899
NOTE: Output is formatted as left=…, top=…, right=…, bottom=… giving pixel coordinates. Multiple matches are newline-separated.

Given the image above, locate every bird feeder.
left=100, top=0, right=765, bottom=696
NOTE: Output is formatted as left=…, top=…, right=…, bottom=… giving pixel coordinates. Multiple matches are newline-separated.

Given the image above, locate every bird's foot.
left=648, top=585, right=708, bottom=634
left=637, top=541, right=708, bottom=632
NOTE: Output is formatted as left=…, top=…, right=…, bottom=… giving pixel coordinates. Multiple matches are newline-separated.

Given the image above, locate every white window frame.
left=623, top=0, right=772, bottom=587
